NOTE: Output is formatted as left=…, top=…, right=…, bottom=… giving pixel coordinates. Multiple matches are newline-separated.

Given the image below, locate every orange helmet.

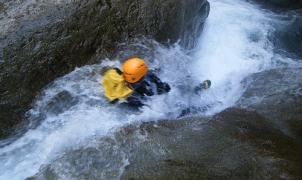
left=122, top=57, right=148, bottom=83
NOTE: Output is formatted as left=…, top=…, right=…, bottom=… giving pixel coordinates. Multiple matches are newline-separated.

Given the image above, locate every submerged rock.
left=248, top=0, right=302, bottom=10
left=33, top=108, right=302, bottom=179
left=45, top=90, right=78, bottom=115
left=0, top=0, right=210, bottom=139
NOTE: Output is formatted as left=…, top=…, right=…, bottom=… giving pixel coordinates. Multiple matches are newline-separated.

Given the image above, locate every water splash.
left=190, top=0, right=276, bottom=114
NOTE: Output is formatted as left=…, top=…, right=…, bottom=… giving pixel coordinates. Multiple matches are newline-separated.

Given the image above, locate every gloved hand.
left=194, top=80, right=211, bottom=94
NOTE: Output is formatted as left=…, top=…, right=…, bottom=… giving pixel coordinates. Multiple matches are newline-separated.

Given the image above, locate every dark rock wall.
left=272, top=11, right=302, bottom=59
left=248, top=0, right=302, bottom=10
left=247, top=0, right=302, bottom=60
left=0, top=0, right=210, bottom=139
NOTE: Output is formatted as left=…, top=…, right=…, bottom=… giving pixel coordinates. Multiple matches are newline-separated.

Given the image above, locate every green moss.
left=0, top=3, right=6, bottom=13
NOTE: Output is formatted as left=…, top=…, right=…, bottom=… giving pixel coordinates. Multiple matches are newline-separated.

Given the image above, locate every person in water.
left=102, top=57, right=211, bottom=108
left=102, top=57, right=170, bottom=107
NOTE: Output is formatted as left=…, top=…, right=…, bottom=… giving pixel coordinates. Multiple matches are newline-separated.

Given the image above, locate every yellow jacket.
left=102, top=69, right=133, bottom=102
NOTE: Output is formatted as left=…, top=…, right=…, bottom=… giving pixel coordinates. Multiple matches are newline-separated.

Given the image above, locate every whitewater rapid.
left=0, top=0, right=288, bottom=179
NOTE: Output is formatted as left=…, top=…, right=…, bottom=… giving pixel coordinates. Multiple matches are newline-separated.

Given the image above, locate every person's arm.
left=126, top=96, right=145, bottom=107
left=149, top=72, right=171, bottom=94
left=194, top=80, right=211, bottom=94
left=131, top=80, right=154, bottom=96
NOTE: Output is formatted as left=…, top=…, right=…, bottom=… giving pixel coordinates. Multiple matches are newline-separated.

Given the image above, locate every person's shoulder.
left=147, top=70, right=157, bottom=77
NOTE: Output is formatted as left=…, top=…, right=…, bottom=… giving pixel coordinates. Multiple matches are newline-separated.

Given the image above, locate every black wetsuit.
left=113, top=68, right=170, bottom=107
left=127, top=71, right=171, bottom=107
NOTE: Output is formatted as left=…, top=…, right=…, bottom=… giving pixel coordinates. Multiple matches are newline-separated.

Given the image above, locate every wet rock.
left=246, top=0, right=302, bottom=59
left=212, top=108, right=302, bottom=179
left=237, top=68, right=302, bottom=139
left=271, top=10, right=302, bottom=59
left=0, top=0, right=210, bottom=139
left=34, top=108, right=302, bottom=179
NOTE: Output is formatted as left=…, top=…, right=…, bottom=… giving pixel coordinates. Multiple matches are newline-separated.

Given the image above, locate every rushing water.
left=0, top=0, right=295, bottom=179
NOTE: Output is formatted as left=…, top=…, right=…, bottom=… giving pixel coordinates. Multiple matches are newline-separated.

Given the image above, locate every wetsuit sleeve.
left=126, top=95, right=145, bottom=107
left=149, top=73, right=171, bottom=94
left=131, top=81, right=154, bottom=96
